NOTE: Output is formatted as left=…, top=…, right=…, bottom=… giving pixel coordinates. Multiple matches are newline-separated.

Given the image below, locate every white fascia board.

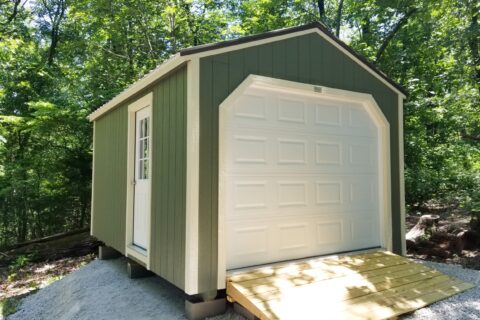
left=187, top=29, right=406, bottom=100
left=88, top=54, right=187, bottom=121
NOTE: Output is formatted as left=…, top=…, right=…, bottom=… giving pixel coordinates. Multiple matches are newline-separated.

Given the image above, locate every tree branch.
left=2, top=0, right=22, bottom=26
left=462, top=134, right=480, bottom=142
left=374, top=8, right=417, bottom=64
left=335, top=0, right=344, bottom=37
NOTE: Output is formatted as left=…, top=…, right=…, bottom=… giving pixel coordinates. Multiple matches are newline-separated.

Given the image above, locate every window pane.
left=139, top=119, right=144, bottom=138
left=144, top=117, right=149, bottom=137
left=139, top=138, right=144, bottom=159
left=143, top=138, right=149, bottom=158
left=143, top=159, right=149, bottom=179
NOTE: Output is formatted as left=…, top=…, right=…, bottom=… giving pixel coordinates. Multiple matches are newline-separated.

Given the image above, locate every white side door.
left=133, top=106, right=151, bottom=251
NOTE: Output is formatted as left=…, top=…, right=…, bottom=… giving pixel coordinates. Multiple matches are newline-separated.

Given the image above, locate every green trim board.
left=197, top=32, right=402, bottom=293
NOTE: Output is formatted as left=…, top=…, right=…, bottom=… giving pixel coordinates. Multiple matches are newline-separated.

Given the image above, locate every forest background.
left=0, top=0, right=478, bottom=248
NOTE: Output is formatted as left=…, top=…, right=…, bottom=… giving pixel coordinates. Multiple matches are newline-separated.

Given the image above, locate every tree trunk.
left=467, top=7, right=479, bottom=91
left=406, top=214, right=440, bottom=243
left=316, top=0, right=326, bottom=22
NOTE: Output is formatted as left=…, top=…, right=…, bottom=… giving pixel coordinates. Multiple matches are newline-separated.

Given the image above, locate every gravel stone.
left=7, top=258, right=479, bottom=320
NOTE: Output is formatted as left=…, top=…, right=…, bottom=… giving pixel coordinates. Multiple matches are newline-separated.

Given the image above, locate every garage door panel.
left=277, top=181, right=308, bottom=207
left=277, top=138, right=308, bottom=164
left=224, top=86, right=382, bottom=270
left=231, top=181, right=268, bottom=211
left=231, top=90, right=376, bottom=137
left=315, top=141, right=342, bottom=165
left=227, top=175, right=378, bottom=219
left=231, top=135, right=268, bottom=164
left=278, top=98, right=307, bottom=124
left=226, top=129, right=377, bottom=174
left=233, top=93, right=267, bottom=120
left=227, top=215, right=365, bottom=268
left=315, top=103, right=342, bottom=127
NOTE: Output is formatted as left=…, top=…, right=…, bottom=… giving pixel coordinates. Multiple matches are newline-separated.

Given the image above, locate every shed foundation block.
left=98, top=245, right=122, bottom=260
left=185, top=297, right=226, bottom=320
left=127, top=260, right=154, bottom=278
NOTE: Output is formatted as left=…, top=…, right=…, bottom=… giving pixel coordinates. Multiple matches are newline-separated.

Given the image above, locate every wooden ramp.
left=226, top=251, right=474, bottom=320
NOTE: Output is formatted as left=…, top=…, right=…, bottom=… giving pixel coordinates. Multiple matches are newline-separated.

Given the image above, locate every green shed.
left=88, top=22, right=407, bottom=317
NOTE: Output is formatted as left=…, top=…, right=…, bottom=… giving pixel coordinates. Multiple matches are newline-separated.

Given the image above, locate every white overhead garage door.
left=221, top=82, right=383, bottom=270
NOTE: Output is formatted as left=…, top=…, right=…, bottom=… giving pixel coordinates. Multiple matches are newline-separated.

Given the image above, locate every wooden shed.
left=88, top=22, right=407, bottom=317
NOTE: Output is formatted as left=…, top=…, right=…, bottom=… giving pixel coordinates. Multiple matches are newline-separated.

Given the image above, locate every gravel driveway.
left=7, top=258, right=479, bottom=320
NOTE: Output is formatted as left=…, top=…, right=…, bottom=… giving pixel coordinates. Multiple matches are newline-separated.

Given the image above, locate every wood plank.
left=341, top=280, right=473, bottom=320
left=228, top=251, right=403, bottom=283
left=254, top=277, right=468, bottom=320
left=226, top=251, right=475, bottom=320
left=227, top=281, right=272, bottom=320
left=235, top=259, right=420, bottom=291
left=241, top=266, right=441, bottom=303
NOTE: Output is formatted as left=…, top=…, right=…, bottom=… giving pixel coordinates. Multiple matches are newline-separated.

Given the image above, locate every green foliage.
left=0, top=297, right=21, bottom=317
left=0, top=0, right=478, bottom=248
left=11, top=255, right=31, bottom=271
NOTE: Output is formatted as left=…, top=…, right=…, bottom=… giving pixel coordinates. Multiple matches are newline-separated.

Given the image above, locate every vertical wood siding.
left=92, top=105, right=128, bottom=254
left=150, top=66, right=187, bottom=289
left=92, top=66, right=187, bottom=290
left=198, top=33, right=401, bottom=293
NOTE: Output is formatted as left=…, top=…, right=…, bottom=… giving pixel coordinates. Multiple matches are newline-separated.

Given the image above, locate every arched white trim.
left=217, top=75, right=392, bottom=289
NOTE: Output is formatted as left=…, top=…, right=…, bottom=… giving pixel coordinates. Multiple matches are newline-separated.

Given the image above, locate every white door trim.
left=217, top=75, right=392, bottom=289
left=126, top=92, right=153, bottom=268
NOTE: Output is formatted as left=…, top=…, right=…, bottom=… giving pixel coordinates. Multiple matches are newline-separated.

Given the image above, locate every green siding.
left=92, top=105, right=128, bottom=254
left=92, top=65, right=187, bottom=290
left=150, top=66, right=187, bottom=289
left=198, top=33, right=402, bottom=293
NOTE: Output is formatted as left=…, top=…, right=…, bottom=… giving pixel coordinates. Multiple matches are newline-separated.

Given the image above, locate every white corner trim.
left=217, top=75, right=393, bottom=289
left=88, top=54, right=186, bottom=122
left=90, top=122, right=96, bottom=236
left=184, top=58, right=200, bottom=295
left=398, top=96, right=406, bottom=255
left=125, top=92, right=153, bottom=269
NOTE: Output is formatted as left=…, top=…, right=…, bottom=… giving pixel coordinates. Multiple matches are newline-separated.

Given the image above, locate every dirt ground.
left=406, top=207, right=480, bottom=269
